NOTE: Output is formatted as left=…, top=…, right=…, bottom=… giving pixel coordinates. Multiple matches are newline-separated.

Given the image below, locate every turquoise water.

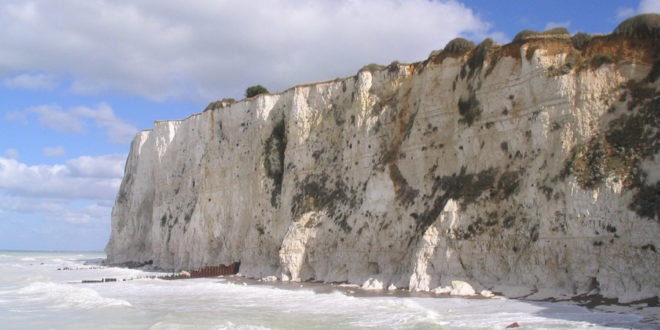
left=0, top=251, right=651, bottom=329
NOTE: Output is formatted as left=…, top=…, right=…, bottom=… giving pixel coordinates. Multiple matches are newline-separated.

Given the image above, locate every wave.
left=15, top=281, right=131, bottom=310
left=150, top=320, right=272, bottom=330
left=215, top=321, right=272, bottom=330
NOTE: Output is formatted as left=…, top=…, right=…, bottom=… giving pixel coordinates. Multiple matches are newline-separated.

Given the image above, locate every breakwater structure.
left=105, top=15, right=660, bottom=304
left=77, top=262, right=241, bottom=283
left=160, top=262, right=241, bottom=280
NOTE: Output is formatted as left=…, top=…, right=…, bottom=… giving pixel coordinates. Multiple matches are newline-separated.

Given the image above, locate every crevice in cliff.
left=388, top=164, right=419, bottom=207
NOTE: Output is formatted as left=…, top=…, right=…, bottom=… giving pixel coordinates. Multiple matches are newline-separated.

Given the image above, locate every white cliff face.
left=106, top=35, right=660, bottom=303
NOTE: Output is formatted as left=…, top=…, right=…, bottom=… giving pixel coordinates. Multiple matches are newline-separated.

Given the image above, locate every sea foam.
left=15, top=281, right=131, bottom=309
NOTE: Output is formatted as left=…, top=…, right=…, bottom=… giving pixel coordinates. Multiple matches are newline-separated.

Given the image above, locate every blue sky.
left=0, top=0, right=658, bottom=252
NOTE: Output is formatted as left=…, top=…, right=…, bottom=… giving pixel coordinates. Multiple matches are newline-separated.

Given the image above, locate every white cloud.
left=618, top=0, right=660, bottom=20
left=71, top=103, right=138, bottom=143
left=3, top=73, right=57, bottom=91
left=28, top=105, right=86, bottom=134
left=23, top=103, right=137, bottom=143
left=0, top=0, right=501, bottom=102
left=640, top=0, right=660, bottom=13
left=0, top=154, right=125, bottom=225
left=545, top=21, right=571, bottom=30
left=43, top=146, right=65, bottom=157
left=4, top=148, right=19, bottom=159
left=617, top=7, right=636, bottom=19
left=0, top=154, right=125, bottom=201
left=66, top=153, right=125, bottom=178
left=0, top=196, right=112, bottom=224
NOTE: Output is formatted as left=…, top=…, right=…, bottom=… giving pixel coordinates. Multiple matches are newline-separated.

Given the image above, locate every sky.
left=1, top=0, right=658, bottom=252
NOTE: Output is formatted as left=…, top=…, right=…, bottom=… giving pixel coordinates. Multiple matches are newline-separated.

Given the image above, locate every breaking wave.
left=15, top=281, right=131, bottom=309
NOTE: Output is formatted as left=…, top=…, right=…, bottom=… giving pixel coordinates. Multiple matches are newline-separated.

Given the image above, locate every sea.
left=0, top=251, right=654, bottom=329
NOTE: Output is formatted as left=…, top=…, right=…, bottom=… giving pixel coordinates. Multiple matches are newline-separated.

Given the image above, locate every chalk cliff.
left=106, top=16, right=660, bottom=303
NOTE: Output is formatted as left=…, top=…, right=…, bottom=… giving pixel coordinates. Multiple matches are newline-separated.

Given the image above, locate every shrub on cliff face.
left=444, top=38, right=476, bottom=54
left=387, top=60, right=401, bottom=73
left=466, top=38, right=494, bottom=74
left=614, top=14, right=660, bottom=39
left=457, top=91, right=481, bottom=126
left=647, top=60, right=660, bottom=83
left=571, top=32, right=593, bottom=50
left=589, top=54, right=614, bottom=69
left=245, top=85, right=269, bottom=98
left=264, top=118, right=286, bottom=207
left=204, top=101, right=219, bottom=112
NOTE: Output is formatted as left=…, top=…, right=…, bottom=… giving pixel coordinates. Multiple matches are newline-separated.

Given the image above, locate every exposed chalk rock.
left=432, top=286, right=452, bottom=295
left=362, top=278, right=384, bottom=290
left=106, top=18, right=660, bottom=303
left=480, top=290, right=495, bottom=298
left=451, top=281, right=477, bottom=296
left=261, top=276, right=277, bottom=282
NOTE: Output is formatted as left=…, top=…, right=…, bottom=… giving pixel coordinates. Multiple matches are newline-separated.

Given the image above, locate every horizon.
left=0, top=249, right=104, bottom=253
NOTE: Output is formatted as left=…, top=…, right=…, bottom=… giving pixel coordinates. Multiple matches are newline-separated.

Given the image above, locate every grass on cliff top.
left=513, top=27, right=570, bottom=43
left=444, top=38, right=476, bottom=54
left=359, top=63, right=386, bottom=73
left=204, top=98, right=235, bottom=111
left=614, top=14, right=660, bottom=39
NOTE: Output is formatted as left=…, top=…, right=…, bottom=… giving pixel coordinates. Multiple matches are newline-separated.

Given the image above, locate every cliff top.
left=196, top=14, right=659, bottom=115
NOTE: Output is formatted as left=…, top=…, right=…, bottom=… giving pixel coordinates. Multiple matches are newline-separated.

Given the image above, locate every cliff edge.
left=106, top=15, right=660, bottom=303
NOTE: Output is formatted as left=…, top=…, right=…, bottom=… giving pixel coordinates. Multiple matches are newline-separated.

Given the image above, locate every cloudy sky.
left=1, top=0, right=658, bottom=251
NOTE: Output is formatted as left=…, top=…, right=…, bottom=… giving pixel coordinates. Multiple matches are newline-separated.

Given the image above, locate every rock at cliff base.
left=432, top=286, right=452, bottom=295
left=361, top=278, right=384, bottom=290
left=451, top=281, right=476, bottom=296
left=480, top=290, right=495, bottom=298
left=261, top=276, right=277, bottom=282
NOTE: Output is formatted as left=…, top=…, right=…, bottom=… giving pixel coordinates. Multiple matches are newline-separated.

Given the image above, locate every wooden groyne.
left=58, top=266, right=104, bottom=270
left=82, top=278, right=117, bottom=283
left=77, top=262, right=241, bottom=283
left=161, top=262, right=240, bottom=280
